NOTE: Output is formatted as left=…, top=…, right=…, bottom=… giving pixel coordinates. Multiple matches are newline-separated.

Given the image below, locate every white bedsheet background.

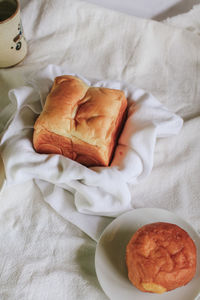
left=0, top=1, right=200, bottom=299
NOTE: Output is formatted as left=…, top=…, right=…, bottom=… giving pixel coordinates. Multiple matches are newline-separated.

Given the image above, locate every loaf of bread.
left=33, top=75, right=127, bottom=167
left=126, top=222, right=197, bottom=294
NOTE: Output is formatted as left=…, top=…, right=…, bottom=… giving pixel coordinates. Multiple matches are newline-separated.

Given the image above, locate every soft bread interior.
left=142, top=283, right=166, bottom=294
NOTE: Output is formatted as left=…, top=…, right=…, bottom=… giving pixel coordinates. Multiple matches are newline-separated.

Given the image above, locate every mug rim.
left=0, top=0, right=19, bottom=24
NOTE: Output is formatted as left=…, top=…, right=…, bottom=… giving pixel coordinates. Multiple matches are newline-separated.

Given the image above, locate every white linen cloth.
left=164, top=3, right=200, bottom=32
left=0, top=65, right=183, bottom=219
left=0, top=0, right=200, bottom=299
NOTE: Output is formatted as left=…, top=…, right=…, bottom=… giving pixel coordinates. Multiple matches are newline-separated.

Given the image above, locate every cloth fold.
left=0, top=64, right=183, bottom=218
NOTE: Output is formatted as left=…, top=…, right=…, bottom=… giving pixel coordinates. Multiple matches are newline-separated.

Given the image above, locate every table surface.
left=82, top=0, right=200, bottom=20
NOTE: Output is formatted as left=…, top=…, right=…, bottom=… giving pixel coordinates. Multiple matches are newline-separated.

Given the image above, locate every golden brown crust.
left=33, top=75, right=127, bottom=167
left=126, top=222, right=197, bottom=293
left=33, top=128, right=108, bottom=166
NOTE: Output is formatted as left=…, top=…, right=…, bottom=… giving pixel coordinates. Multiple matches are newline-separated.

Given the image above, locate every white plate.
left=95, top=208, right=200, bottom=300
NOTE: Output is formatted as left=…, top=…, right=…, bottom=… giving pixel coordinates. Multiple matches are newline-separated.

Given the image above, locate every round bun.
left=126, top=222, right=197, bottom=294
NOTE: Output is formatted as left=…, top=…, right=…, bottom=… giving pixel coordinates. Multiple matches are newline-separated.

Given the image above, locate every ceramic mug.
left=0, top=0, right=27, bottom=68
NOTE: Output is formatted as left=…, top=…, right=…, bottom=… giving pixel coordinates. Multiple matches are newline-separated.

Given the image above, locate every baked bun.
left=33, top=75, right=127, bottom=167
left=126, top=222, right=197, bottom=294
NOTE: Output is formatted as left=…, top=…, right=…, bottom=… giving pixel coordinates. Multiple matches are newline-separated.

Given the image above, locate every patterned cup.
left=0, top=0, right=27, bottom=68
